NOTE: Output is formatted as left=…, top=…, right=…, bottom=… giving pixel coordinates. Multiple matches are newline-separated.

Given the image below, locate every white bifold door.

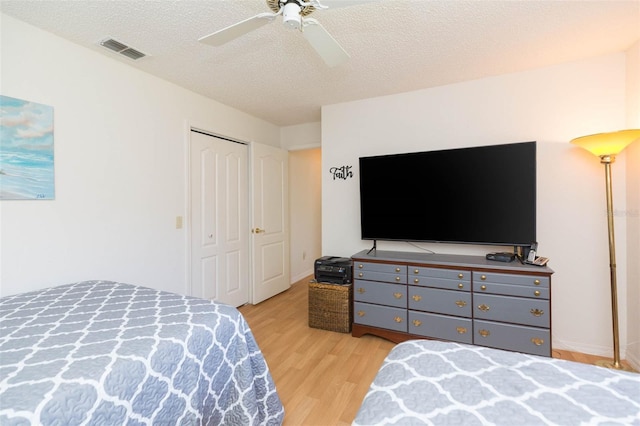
left=189, top=130, right=289, bottom=306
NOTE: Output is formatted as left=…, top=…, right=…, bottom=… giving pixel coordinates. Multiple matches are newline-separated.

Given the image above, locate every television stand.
left=351, top=249, right=554, bottom=357
left=366, top=240, right=377, bottom=255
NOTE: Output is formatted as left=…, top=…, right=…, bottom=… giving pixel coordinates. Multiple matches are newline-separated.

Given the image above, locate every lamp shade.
left=571, top=129, right=640, bottom=157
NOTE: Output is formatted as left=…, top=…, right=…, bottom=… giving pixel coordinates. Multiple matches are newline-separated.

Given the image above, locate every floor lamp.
left=571, top=129, right=640, bottom=371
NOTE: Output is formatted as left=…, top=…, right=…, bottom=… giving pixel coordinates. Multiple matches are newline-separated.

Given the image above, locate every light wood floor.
left=238, top=276, right=632, bottom=426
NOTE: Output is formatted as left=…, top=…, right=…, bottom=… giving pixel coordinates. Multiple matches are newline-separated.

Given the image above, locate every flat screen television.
left=359, top=141, right=536, bottom=247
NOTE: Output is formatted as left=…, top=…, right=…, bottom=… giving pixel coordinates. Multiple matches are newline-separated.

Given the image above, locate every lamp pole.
left=597, top=155, right=622, bottom=370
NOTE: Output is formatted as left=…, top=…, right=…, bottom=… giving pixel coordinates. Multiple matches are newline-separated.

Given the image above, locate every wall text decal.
left=330, top=165, right=353, bottom=180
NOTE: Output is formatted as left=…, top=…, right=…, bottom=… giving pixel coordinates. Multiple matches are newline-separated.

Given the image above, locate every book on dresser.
left=351, top=249, right=554, bottom=357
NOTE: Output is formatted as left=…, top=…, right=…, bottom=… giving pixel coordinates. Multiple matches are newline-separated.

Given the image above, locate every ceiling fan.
left=198, top=0, right=367, bottom=67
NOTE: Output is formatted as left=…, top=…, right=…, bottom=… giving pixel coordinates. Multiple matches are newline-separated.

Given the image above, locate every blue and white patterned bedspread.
left=354, top=340, right=640, bottom=425
left=0, top=280, right=284, bottom=425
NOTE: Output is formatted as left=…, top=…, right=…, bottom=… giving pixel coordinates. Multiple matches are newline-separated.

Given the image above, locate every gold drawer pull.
left=531, top=337, right=544, bottom=346
left=480, top=275, right=486, bottom=281
left=394, top=316, right=403, bottom=323
left=534, top=290, right=541, bottom=297
left=456, top=327, right=467, bottom=334
left=458, top=273, right=464, bottom=279
left=395, top=276, right=401, bottom=281
left=478, top=329, right=490, bottom=337
left=480, top=285, right=487, bottom=291
left=393, top=292, right=403, bottom=299
left=458, top=283, right=464, bottom=289
left=414, top=269, right=419, bottom=274
left=534, top=279, right=540, bottom=285
left=358, top=272, right=364, bottom=278
left=413, top=319, right=422, bottom=327
left=530, top=308, right=544, bottom=317
left=358, top=264, right=364, bottom=269
left=414, top=278, right=420, bottom=284
left=455, top=300, right=467, bottom=308
left=478, top=304, right=490, bottom=312
left=412, top=295, right=422, bottom=302
left=395, top=267, right=401, bottom=272
left=357, top=287, right=365, bottom=294
left=357, top=310, right=365, bottom=317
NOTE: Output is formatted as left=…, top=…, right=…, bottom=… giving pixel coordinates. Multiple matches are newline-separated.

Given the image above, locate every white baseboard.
left=291, top=269, right=314, bottom=285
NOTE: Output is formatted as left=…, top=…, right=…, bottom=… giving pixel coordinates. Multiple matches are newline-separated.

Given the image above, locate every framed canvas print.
left=0, top=95, right=55, bottom=200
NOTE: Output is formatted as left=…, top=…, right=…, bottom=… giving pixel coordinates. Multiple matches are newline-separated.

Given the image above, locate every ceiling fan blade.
left=199, top=13, right=277, bottom=46
left=302, top=18, right=349, bottom=67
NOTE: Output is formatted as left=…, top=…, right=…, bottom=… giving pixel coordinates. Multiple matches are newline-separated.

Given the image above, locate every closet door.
left=190, top=130, right=249, bottom=307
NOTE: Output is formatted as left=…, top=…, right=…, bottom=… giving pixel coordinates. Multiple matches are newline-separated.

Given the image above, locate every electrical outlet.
left=176, top=216, right=183, bottom=229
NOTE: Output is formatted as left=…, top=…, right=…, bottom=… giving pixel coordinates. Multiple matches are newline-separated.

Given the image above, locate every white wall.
left=289, top=148, right=322, bottom=283
left=321, top=52, right=637, bottom=361
left=625, top=40, right=640, bottom=368
left=0, top=14, right=282, bottom=297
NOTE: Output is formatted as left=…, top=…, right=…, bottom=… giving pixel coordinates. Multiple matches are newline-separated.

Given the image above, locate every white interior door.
left=251, top=142, right=290, bottom=304
left=190, top=130, right=249, bottom=307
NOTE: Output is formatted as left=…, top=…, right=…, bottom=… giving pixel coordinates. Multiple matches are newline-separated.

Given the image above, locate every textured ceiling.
left=1, top=0, right=639, bottom=127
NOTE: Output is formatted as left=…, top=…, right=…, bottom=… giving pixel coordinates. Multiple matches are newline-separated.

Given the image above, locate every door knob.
left=252, top=228, right=265, bottom=234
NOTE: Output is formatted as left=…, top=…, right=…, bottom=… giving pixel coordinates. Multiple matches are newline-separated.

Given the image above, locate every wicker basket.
left=308, top=281, right=353, bottom=333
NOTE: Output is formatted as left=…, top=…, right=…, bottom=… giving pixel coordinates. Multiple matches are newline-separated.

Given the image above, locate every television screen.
left=359, top=141, right=536, bottom=246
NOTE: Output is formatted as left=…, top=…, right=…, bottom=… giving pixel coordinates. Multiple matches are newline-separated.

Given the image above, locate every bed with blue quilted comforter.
left=354, top=339, right=640, bottom=425
left=0, top=280, right=284, bottom=425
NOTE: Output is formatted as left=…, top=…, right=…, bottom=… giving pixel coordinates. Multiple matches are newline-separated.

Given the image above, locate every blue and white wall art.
left=0, top=95, right=55, bottom=200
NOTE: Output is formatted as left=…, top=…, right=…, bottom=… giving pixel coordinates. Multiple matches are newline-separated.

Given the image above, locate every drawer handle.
left=393, top=292, right=403, bottom=299
left=480, top=275, right=486, bottom=281
left=357, top=310, right=365, bottom=317
left=413, top=319, right=422, bottom=327
left=480, top=285, right=487, bottom=291
left=358, top=272, right=364, bottom=278
left=456, top=327, right=467, bottom=334
left=534, top=290, right=541, bottom=297
left=412, top=295, right=422, bottom=302
left=358, top=264, right=364, bottom=269
left=394, top=316, right=403, bottom=323
left=531, top=337, right=544, bottom=346
left=357, top=287, right=365, bottom=294
left=458, top=273, right=464, bottom=279
left=478, top=329, right=490, bottom=337
left=534, top=279, right=540, bottom=285
left=478, top=304, right=490, bottom=312
left=414, top=278, right=420, bottom=284
left=396, top=267, right=401, bottom=273
left=414, top=269, right=419, bottom=274
left=458, top=283, right=464, bottom=289
left=530, top=308, right=544, bottom=317
left=395, top=276, right=401, bottom=281
left=455, top=300, right=467, bottom=308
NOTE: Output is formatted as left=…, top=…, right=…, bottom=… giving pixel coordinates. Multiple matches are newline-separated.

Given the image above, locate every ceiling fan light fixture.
left=282, top=2, right=302, bottom=29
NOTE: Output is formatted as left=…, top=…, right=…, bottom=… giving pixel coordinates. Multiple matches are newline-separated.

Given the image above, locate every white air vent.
left=99, top=38, right=147, bottom=60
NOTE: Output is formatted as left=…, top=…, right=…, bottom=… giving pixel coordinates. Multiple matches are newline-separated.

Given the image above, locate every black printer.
left=314, top=256, right=352, bottom=284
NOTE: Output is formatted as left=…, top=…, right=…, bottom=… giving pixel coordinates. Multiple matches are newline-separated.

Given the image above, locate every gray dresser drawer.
left=474, top=281, right=549, bottom=299
left=474, top=320, right=550, bottom=357
left=354, top=270, right=407, bottom=284
left=410, top=266, right=470, bottom=282
left=354, top=280, right=406, bottom=308
left=408, top=276, right=470, bottom=291
left=354, top=302, right=407, bottom=332
left=354, top=261, right=407, bottom=274
left=409, top=311, right=472, bottom=344
left=408, top=286, right=471, bottom=317
left=473, top=271, right=549, bottom=288
left=474, top=294, right=549, bottom=328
